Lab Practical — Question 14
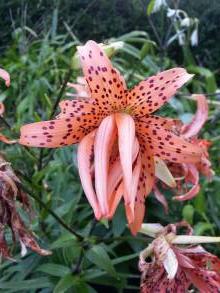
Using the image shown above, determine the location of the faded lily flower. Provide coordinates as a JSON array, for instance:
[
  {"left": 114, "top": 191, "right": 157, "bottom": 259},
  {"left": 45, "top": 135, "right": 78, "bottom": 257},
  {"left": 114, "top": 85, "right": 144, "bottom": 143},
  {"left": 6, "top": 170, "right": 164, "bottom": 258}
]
[
  {"left": 139, "top": 221, "right": 220, "bottom": 292},
  {"left": 0, "top": 155, "right": 51, "bottom": 260},
  {"left": 154, "top": 94, "right": 214, "bottom": 211},
  {"left": 19, "top": 40, "right": 203, "bottom": 234}
]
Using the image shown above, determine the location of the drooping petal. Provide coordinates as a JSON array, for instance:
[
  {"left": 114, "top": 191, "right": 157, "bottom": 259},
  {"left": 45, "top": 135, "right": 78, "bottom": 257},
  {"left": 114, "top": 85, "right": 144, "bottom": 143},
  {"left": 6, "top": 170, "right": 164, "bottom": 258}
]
[
  {"left": 77, "top": 40, "right": 127, "bottom": 110},
  {"left": 94, "top": 115, "right": 116, "bottom": 216},
  {"left": 181, "top": 94, "right": 208, "bottom": 138},
  {"left": 185, "top": 269, "right": 220, "bottom": 292},
  {"left": 0, "top": 134, "right": 16, "bottom": 144},
  {"left": 0, "top": 103, "right": 5, "bottom": 116},
  {"left": 129, "top": 138, "right": 155, "bottom": 235},
  {"left": 163, "top": 248, "right": 179, "bottom": 280},
  {"left": 19, "top": 113, "right": 100, "bottom": 148},
  {"left": 77, "top": 130, "right": 101, "bottom": 219},
  {"left": 125, "top": 154, "right": 142, "bottom": 224},
  {"left": 108, "top": 182, "right": 124, "bottom": 219},
  {"left": 153, "top": 185, "right": 168, "bottom": 213},
  {"left": 129, "top": 197, "right": 145, "bottom": 236},
  {"left": 115, "top": 113, "right": 136, "bottom": 206},
  {"left": 127, "top": 68, "right": 193, "bottom": 116},
  {"left": 154, "top": 157, "right": 176, "bottom": 188},
  {"left": 107, "top": 137, "right": 139, "bottom": 199},
  {"left": 0, "top": 68, "right": 10, "bottom": 87},
  {"left": 136, "top": 119, "right": 203, "bottom": 163},
  {"left": 173, "top": 164, "right": 200, "bottom": 201}
]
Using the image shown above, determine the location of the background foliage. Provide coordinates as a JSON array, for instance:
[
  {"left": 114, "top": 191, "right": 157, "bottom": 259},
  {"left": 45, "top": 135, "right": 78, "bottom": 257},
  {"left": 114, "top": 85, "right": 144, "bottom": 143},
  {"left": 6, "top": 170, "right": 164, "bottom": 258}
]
[{"left": 0, "top": 0, "right": 220, "bottom": 292}]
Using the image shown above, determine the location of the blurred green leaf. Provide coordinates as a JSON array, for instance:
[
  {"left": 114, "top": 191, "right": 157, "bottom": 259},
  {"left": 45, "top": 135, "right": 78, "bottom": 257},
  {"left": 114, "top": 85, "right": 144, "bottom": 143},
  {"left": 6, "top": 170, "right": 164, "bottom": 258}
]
[
  {"left": 37, "top": 263, "right": 71, "bottom": 277},
  {"left": 182, "top": 204, "right": 194, "bottom": 225},
  {"left": 86, "top": 245, "right": 118, "bottom": 278},
  {"left": 147, "top": 0, "right": 156, "bottom": 15}
]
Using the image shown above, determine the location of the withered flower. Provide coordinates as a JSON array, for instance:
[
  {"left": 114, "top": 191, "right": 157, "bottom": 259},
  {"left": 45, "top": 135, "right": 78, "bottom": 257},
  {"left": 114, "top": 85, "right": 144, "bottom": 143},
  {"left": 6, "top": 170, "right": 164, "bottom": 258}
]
[
  {"left": 139, "top": 221, "right": 220, "bottom": 292},
  {"left": 0, "top": 155, "right": 51, "bottom": 260}
]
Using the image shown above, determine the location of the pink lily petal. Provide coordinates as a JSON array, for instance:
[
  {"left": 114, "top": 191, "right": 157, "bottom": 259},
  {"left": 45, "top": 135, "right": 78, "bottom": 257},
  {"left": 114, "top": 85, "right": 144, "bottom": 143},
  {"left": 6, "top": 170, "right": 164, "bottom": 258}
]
[
  {"left": 0, "top": 103, "right": 5, "bottom": 116},
  {"left": 77, "top": 40, "right": 127, "bottom": 110},
  {"left": 174, "top": 164, "right": 200, "bottom": 201},
  {"left": 115, "top": 113, "right": 136, "bottom": 206},
  {"left": 182, "top": 94, "right": 208, "bottom": 138},
  {"left": 19, "top": 105, "right": 101, "bottom": 148},
  {"left": 108, "top": 182, "right": 124, "bottom": 219},
  {"left": 125, "top": 154, "right": 142, "bottom": 224},
  {"left": 0, "top": 68, "right": 10, "bottom": 87},
  {"left": 94, "top": 114, "right": 116, "bottom": 216},
  {"left": 77, "top": 130, "right": 101, "bottom": 219},
  {"left": 137, "top": 119, "right": 203, "bottom": 163},
  {"left": 107, "top": 138, "right": 139, "bottom": 198},
  {"left": 127, "top": 68, "right": 193, "bottom": 116},
  {"left": 153, "top": 185, "right": 168, "bottom": 214},
  {"left": 56, "top": 99, "right": 102, "bottom": 119}
]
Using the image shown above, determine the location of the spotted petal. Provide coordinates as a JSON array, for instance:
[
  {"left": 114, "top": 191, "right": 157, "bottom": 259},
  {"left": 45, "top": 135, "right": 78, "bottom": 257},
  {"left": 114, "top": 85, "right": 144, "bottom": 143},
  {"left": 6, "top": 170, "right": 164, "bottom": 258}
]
[
  {"left": 127, "top": 68, "right": 193, "bottom": 116},
  {"left": 136, "top": 118, "right": 203, "bottom": 163},
  {"left": 19, "top": 115, "right": 98, "bottom": 147},
  {"left": 78, "top": 40, "right": 127, "bottom": 110}
]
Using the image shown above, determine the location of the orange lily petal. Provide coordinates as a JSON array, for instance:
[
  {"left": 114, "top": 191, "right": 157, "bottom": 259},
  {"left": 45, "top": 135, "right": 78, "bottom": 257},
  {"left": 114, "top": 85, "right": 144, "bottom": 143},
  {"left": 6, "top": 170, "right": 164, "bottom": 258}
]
[
  {"left": 125, "top": 153, "right": 142, "bottom": 224},
  {"left": 57, "top": 99, "right": 102, "bottom": 119},
  {"left": 108, "top": 182, "right": 124, "bottom": 219},
  {"left": 77, "top": 130, "right": 101, "bottom": 219},
  {"left": 129, "top": 193, "right": 145, "bottom": 235},
  {"left": 78, "top": 40, "right": 127, "bottom": 110},
  {"left": 129, "top": 139, "right": 155, "bottom": 235},
  {"left": 0, "top": 68, "right": 10, "bottom": 87},
  {"left": 0, "top": 134, "right": 16, "bottom": 144},
  {"left": 0, "top": 103, "right": 5, "bottom": 116},
  {"left": 107, "top": 137, "right": 140, "bottom": 198},
  {"left": 173, "top": 164, "right": 200, "bottom": 201},
  {"left": 139, "top": 115, "right": 182, "bottom": 132},
  {"left": 94, "top": 114, "right": 116, "bottom": 216},
  {"left": 19, "top": 115, "right": 98, "bottom": 147},
  {"left": 136, "top": 119, "right": 203, "bottom": 163},
  {"left": 153, "top": 185, "right": 168, "bottom": 214},
  {"left": 181, "top": 94, "right": 208, "bottom": 138},
  {"left": 115, "top": 113, "right": 136, "bottom": 206},
  {"left": 127, "top": 68, "right": 193, "bottom": 116}
]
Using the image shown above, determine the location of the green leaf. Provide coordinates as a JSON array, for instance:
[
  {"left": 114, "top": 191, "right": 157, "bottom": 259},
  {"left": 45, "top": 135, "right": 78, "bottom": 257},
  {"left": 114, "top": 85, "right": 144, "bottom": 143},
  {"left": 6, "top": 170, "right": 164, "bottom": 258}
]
[
  {"left": 0, "top": 278, "right": 52, "bottom": 290},
  {"left": 147, "top": 0, "right": 156, "bottom": 15},
  {"left": 112, "top": 204, "right": 126, "bottom": 237},
  {"left": 86, "top": 245, "right": 118, "bottom": 278},
  {"left": 54, "top": 275, "right": 88, "bottom": 293},
  {"left": 50, "top": 233, "right": 77, "bottom": 249},
  {"left": 54, "top": 274, "right": 75, "bottom": 293},
  {"left": 194, "top": 222, "right": 214, "bottom": 235},
  {"left": 182, "top": 204, "right": 194, "bottom": 225},
  {"left": 194, "top": 192, "right": 206, "bottom": 214},
  {"left": 37, "top": 263, "right": 71, "bottom": 277}
]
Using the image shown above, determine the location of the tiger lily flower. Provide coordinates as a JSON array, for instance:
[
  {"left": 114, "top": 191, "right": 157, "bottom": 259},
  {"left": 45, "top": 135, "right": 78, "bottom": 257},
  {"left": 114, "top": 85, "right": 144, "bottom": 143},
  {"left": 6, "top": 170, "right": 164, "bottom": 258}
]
[
  {"left": 153, "top": 95, "right": 213, "bottom": 210},
  {"left": 139, "top": 222, "right": 220, "bottom": 292},
  {"left": 0, "top": 68, "right": 16, "bottom": 144},
  {"left": 0, "top": 68, "right": 10, "bottom": 115},
  {"left": 19, "top": 40, "right": 203, "bottom": 234}
]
